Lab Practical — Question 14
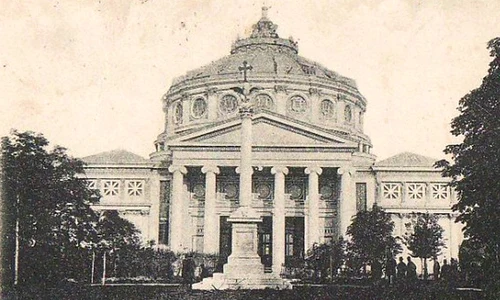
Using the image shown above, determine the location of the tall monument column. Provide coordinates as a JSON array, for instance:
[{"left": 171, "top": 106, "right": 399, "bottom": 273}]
[
  {"left": 202, "top": 165, "right": 220, "bottom": 253},
  {"left": 168, "top": 165, "right": 187, "bottom": 252},
  {"left": 194, "top": 59, "right": 291, "bottom": 289},
  {"left": 271, "top": 166, "right": 289, "bottom": 275},
  {"left": 305, "top": 166, "right": 322, "bottom": 250},
  {"left": 238, "top": 101, "right": 254, "bottom": 208},
  {"left": 338, "top": 167, "right": 356, "bottom": 237}
]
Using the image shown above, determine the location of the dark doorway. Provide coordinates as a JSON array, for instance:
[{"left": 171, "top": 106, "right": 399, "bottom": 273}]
[
  {"left": 217, "top": 216, "right": 232, "bottom": 272},
  {"left": 285, "top": 217, "right": 305, "bottom": 266},
  {"left": 258, "top": 216, "right": 273, "bottom": 271}
]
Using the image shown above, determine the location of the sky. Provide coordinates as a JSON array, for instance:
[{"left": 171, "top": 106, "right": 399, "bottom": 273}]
[{"left": 1, "top": 0, "right": 499, "bottom": 160}]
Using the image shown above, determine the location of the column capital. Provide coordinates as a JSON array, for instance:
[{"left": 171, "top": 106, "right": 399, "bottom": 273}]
[
  {"left": 235, "top": 166, "right": 253, "bottom": 175},
  {"left": 201, "top": 165, "right": 220, "bottom": 175},
  {"left": 168, "top": 165, "right": 187, "bottom": 174},
  {"left": 305, "top": 166, "right": 322, "bottom": 176},
  {"left": 271, "top": 166, "right": 289, "bottom": 176},
  {"left": 337, "top": 166, "right": 355, "bottom": 176}
]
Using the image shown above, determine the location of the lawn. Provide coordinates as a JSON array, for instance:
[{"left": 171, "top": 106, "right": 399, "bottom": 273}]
[{"left": 3, "top": 283, "right": 483, "bottom": 300}]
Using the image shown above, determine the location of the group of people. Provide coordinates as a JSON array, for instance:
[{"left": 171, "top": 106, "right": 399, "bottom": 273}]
[
  {"left": 385, "top": 256, "right": 417, "bottom": 285},
  {"left": 434, "top": 257, "right": 461, "bottom": 285},
  {"left": 384, "top": 256, "right": 461, "bottom": 286}
]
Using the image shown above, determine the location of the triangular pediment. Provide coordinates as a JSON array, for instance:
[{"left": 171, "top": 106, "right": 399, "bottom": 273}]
[{"left": 167, "top": 114, "right": 358, "bottom": 148}]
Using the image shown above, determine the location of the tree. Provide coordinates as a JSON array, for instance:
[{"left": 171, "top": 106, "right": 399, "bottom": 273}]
[
  {"left": 2, "top": 130, "right": 100, "bottom": 285},
  {"left": 93, "top": 210, "right": 141, "bottom": 281},
  {"left": 346, "top": 204, "right": 401, "bottom": 277},
  {"left": 403, "top": 213, "right": 445, "bottom": 280},
  {"left": 436, "top": 37, "right": 500, "bottom": 295},
  {"left": 305, "top": 238, "right": 346, "bottom": 282}
]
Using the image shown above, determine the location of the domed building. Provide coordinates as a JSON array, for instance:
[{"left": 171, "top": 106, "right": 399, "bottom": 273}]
[{"left": 83, "top": 9, "right": 463, "bottom": 278}]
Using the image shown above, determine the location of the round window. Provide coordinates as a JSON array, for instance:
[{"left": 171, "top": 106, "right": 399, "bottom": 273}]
[
  {"left": 289, "top": 95, "right": 307, "bottom": 113},
  {"left": 192, "top": 97, "right": 207, "bottom": 118},
  {"left": 256, "top": 183, "right": 272, "bottom": 199},
  {"left": 289, "top": 184, "right": 303, "bottom": 199},
  {"left": 321, "top": 99, "right": 335, "bottom": 119},
  {"left": 344, "top": 105, "right": 352, "bottom": 123},
  {"left": 320, "top": 185, "right": 334, "bottom": 199},
  {"left": 193, "top": 184, "right": 205, "bottom": 198},
  {"left": 219, "top": 94, "right": 238, "bottom": 114},
  {"left": 173, "top": 102, "right": 183, "bottom": 124},
  {"left": 224, "top": 183, "right": 238, "bottom": 199},
  {"left": 254, "top": 94, "right": 274, "bottom": 109}
]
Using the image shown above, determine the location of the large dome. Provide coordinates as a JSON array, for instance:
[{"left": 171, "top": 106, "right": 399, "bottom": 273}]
[
  {"left": 169, "top": 11, "right": 359, "bottom": 94},
  {"left": 156, "top": 8, "right": 371, "bottom": 155}
]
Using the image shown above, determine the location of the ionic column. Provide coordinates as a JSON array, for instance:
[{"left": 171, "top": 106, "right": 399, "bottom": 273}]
[
  {"left": 305, "top": 166, "right": 322, "bottom": 251},
  {"left": 168, "top": 165, "right": 187, "bottom": 252},
  {"left": 271, "top": 166, "right": 289, "bottom": 275},
  {"left": 338, "top": 167, "right": 355, "bottom": 237},
  {"left": 202, "top": 165, "right": 220, "bottom": 254}
]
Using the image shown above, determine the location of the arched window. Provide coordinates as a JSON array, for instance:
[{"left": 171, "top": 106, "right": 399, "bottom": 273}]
[
  {"left": 320, "top": 99, "right": 335, "bottom": 119},
  {"left": 254, "top": 94, "right": 274, "bottom": 110},
  {"left": 191, "top": 97, "right": 207, "bottom": 118},
  {"left": 173, "top": 102, "right": 183, "bottom": 124},
  {"left": 344, "top": 104, "right": 352, "bottom": 123},
  {"left": 219, "top": 94, "right": 238, "bottom": 114},
  {"left": 289, "top": 95, "right": 307, "bottom": 113}
]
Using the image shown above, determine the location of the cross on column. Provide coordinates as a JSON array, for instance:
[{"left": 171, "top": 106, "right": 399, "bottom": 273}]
[{"left": 239, "top": 61, "right": 253, "bottom": 82}]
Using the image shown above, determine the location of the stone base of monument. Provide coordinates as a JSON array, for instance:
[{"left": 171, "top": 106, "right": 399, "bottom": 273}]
[
  {"left": 193, "top": 207, "right": 292, "bottom": 290},
  {"left": 192, "top": 271, "right": 292, "bottom": 290}
]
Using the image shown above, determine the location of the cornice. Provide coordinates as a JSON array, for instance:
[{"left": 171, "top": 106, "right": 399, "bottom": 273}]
[{"left": 165, "top": 75, "right": 366, "bottom": 106}]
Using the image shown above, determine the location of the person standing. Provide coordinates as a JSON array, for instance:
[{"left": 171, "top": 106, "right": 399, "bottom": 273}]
[
  {"left": 385, "top": 256, "right": 397, "bottom": 285},
  {"left": 182, "top": 254, "right": 196, "bottom": 290},
  {"left": 406, "top": 256, "right": 417, "bottom": 283},
  {"left": 396, "top": 257, "right": 407, "bottom": 283},
  {"left": 433, "top": 257, "right": 440, "bottom": 281},
  {"left": 441, "top": 259, "right": 451, "bottom": 283}
]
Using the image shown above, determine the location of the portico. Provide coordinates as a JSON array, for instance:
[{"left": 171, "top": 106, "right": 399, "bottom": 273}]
[{"left": 166, "top": 158, "right": 362, "bottom": 268}]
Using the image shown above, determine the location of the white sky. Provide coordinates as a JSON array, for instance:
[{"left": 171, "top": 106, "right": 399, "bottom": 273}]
[{"left": 1, "top": 0, "right": 499, "bottom": 160}]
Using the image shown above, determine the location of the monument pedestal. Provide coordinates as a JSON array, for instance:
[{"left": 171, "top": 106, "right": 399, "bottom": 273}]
[{"left": 193, "top": 207, "right": 291, "bottom": 290}]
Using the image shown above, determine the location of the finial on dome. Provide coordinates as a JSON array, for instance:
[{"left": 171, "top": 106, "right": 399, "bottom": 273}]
[
  {"left": 251, "top": 6, "right": 278, "bottom": 38},
  {"left": 261, "top": 6, "right": 269, "bottom": 19}
]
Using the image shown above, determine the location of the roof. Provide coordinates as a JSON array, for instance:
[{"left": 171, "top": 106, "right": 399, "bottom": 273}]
[
  {"left": 82, "top": 149, "right": 150, "bottom": 165},
  {"left": 169, "top": 9, "right": 357, "bottom": 89},
  {"left": 375, "top": 152, "right": 438, "bottom": 168}
]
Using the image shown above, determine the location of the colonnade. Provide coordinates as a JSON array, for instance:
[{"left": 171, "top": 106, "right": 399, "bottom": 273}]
[{"left": 167, "top": 164, "right": 357, "bottom": 274}]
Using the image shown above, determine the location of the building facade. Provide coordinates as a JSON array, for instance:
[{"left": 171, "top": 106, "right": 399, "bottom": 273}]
[{"left": 83, "top": 11, "right": 463, "bottom": 274}]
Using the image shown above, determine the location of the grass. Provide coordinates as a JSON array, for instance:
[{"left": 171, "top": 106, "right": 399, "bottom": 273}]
[{"left": 2, "top": 282, "right": 484, "bottom": 300}]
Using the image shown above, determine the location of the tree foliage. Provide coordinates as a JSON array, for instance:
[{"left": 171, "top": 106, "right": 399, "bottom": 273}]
[
  {"left": 403, "top": 213, "right": 445, "bottom": 260},
  {"left": 1, "top": 130, "right": 141, "bottom": 286},
  {"left": 304, "top": 238, "right": 346, "bottom": 282},
  {"left": 96, "top": 210, "right": 141, "bottom": 250},
  {"left": 436, "top": 37, "right": 500, "bottom": 293},
  {"left": 346, "top": 204, "right": 401, "bottom": 273},
  {"left": 403, "top": 213, "right": 445, "bottom": 279}
]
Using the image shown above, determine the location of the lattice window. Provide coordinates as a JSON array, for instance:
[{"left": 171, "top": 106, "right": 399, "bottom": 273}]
[
  {"left": 87, "top": 179, "right": 98, "bottom": 190},
  {"left": 382, "top": 183, "right": 401, "bottom": 200},
  {"left": 103, "top": 180, "right": 120, "bottom": 196},
  {"left": 432, "top": 183, "right": 449, "bottom": 200},
  {"left": 127, "top": 180, "right": 144, "bottom": 196},
  {"left": 407, "top": 183, "right": 426, "bottom": 200}
]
